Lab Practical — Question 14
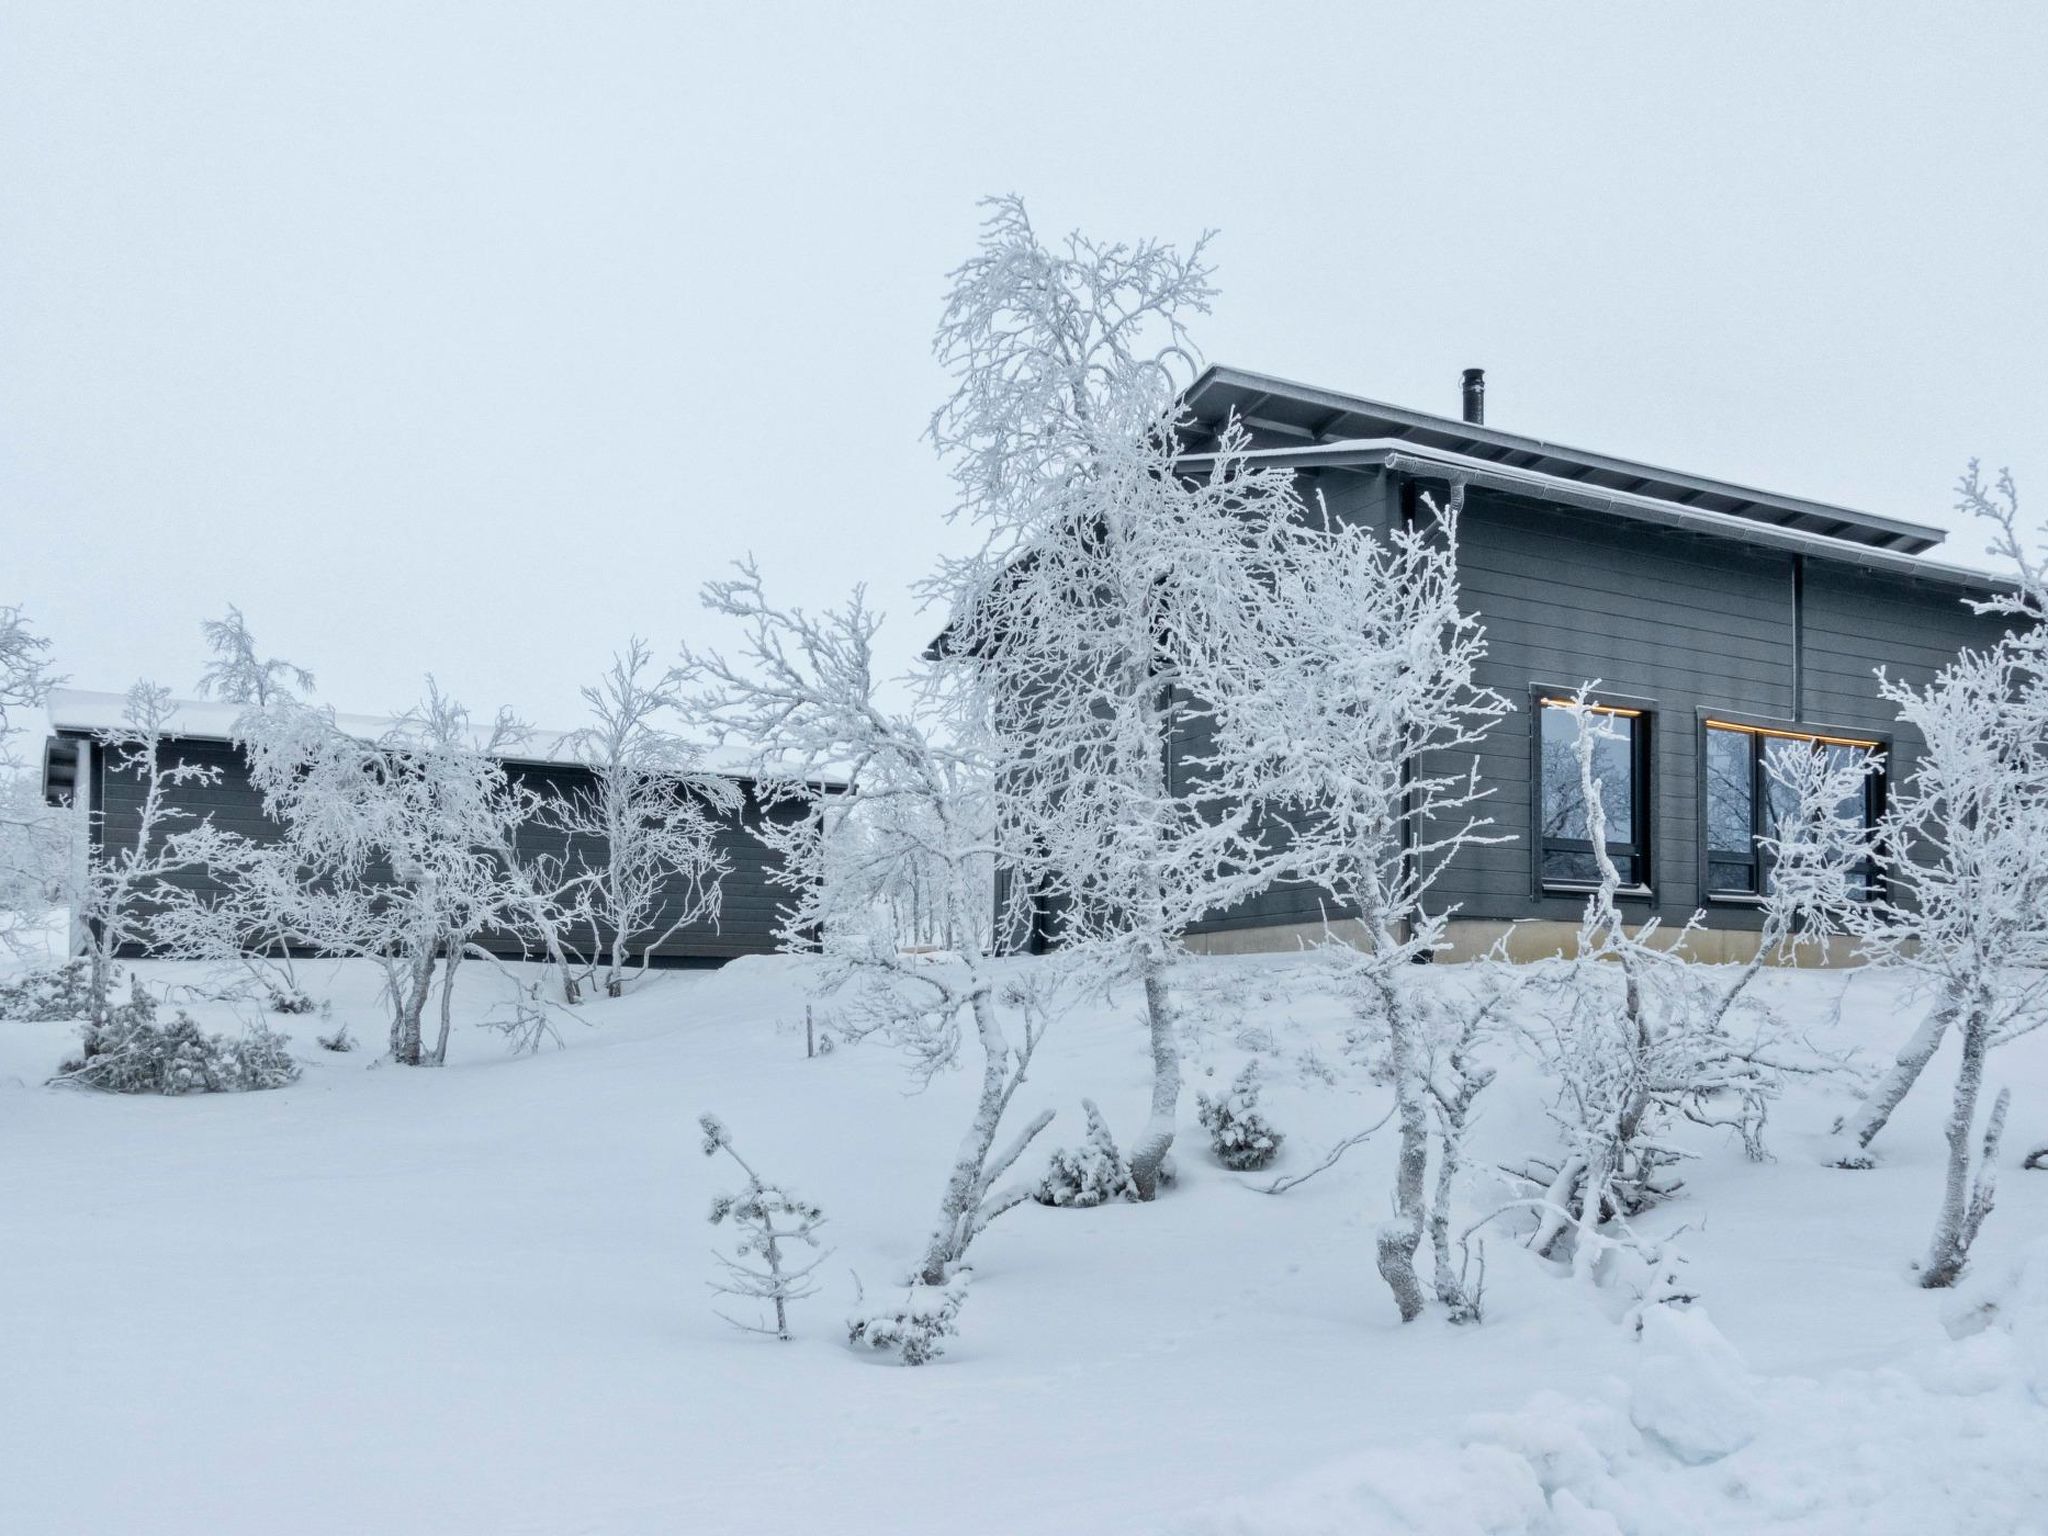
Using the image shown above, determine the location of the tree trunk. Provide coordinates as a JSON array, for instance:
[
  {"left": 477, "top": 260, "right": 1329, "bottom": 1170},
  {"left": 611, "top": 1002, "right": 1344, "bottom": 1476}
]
[
  {"left": 919, "top": 990, "right": 1012, "bottom": 1285},
  {"left": 1126, "top": 965, "right": 1181, "bottom": 1201},
  {"left": 1921, "top": 1003, "right": 1991, "bottom": 1288},
  {"left": 1832, "top": 999, "right": 1954, "bottom": 1162},
  {"left": 1429, "top": 1062, "right": 1490, "bottom": 1323},
  {"left": 428, "top": 946, "right": 464, "bottom": 1066},
  {"left": 1375, "top": 979, "right": 1428, "bottom": 1323},
  {"left": 389, "top": 945, "right": 436, "bottom": 1066}
]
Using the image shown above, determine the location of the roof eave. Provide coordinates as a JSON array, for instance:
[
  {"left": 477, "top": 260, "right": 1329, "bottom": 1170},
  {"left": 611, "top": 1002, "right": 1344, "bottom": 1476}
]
[
  {"left": 1177, "top": 438, "right": 2007, "bottom": 597},
  {"left": 1183, "top": 363, "right": 1947, "bottom": 556}
]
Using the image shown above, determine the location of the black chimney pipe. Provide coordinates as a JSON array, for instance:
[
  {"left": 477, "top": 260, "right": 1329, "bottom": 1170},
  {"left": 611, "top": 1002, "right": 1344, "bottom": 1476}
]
[{"left": 1461, "top": 367, "right": 1485, "bottom": 425}]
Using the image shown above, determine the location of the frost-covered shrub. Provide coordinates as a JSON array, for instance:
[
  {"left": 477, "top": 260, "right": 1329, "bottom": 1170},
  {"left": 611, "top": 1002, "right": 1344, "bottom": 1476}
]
[
  {"left": 848, "top": 1276, "right": 968, "bottom": 1366},
  {"left": 0, "top": 958, "right": 97, "bottom": 1021},
  {"left": 56, "top": 977, "right": 299, "bottom": 1095},
  {"left": 267, "top": 985, "right": 318, "bottom": 1015},
  {"left": 1197, "top": 1062, "right": 1285, "bottom": 1171},
  {"left": 315, "top": 1019, "right": 356, "bottom": 1053},
  {"left": 1033, "top": 1098, "right": 1139, "bottom": 1207}
]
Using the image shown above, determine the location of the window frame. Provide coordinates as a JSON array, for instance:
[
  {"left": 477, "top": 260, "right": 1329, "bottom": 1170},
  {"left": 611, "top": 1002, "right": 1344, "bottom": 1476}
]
[
  {"left": 1693, "top": 708, "right": 1889, "bottom": 906},
  {"left": 1529, "top": 684, "right": 1658, "bottom": 901}
]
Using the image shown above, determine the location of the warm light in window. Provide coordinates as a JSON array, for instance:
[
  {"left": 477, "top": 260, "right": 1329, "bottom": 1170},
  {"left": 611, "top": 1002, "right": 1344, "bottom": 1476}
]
[
  {"left": 1701, "top": 719, "right": 1879, "bottom": 751},
  {"left": 1538, "top": 697, "right": 1643, "bottom": 718}
]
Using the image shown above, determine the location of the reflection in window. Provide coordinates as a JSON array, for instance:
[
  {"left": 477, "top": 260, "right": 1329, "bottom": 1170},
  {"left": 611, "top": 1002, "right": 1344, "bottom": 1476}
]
[
  {"left": 1538, "top": 700, "right": 1649, "bottom": 887},
  {"left": 1703, "top": 722, "right": 1881, "bottom": 897}
]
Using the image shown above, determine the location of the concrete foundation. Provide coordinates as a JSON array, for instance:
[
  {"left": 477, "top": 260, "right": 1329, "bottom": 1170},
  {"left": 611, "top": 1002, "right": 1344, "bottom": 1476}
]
[{"left": 1184, "top": 916, "right": 1869, "bottom": 968}]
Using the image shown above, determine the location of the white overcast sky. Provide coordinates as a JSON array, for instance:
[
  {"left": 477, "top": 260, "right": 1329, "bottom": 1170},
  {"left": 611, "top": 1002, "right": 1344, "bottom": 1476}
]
[{"left": 4, "top": 2, "right": 2044, "bottom": 732}]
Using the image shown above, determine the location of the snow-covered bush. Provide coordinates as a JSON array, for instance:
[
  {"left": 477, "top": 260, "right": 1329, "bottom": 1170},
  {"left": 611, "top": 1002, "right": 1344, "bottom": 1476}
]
[
  {"left": 315, "top": 1019, "right": 355, "bottom": 1053},
  {"left": 1196, "top": 1062, "right": 1284, "bottom": 1171},
  {"left": 847, "top": 1275, "right": 969, "bottom": 1367},
  {"left": 479, "top": 973, "right": 576, "bottom": 1056},
  {"left": 266, "top": 984, "right": 317, "bottom": 1015},
  {"left": 0, "top": 958, "right": 97, "bottom": 1021},
  {"left": 1034, "top": 1098, "right": 1140, "bottom": 1207},
  {"left": 701, "top": 1113, "right": 828, "bottom": 1340},
  {"left": 54, "top": 976, "right": 299, "bottom": 1095}
]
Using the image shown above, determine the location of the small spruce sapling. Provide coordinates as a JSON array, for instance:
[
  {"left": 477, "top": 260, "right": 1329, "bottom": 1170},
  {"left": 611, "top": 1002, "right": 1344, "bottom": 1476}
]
[
  {"left": 848, "top": 1275, "right": 969, "bottom": 1367},
  {"left": 701, "top": 1113, "right": 828, "bottom": 1340},
  {"left": 1034, "top": 1098, "right": 1140, "bottom": 1207},
  {"left": 1196, "top": 1062, "right": 1284, "bottom": 1171},
  {"left": 53, "top": 974, "right": 299, "bottom": 1095},
  {"left": 0, "top": 958, "right": 96, "bottom": 1021}
]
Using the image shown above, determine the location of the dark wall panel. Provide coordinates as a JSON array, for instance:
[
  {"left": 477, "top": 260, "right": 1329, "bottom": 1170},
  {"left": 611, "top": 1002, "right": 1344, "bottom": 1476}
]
[
  {"left": 85, "top": 737, "right": 794, "bottom": 963},
  {"left": 1176, "top": 469, "right": 2015, "bottom": 939}
]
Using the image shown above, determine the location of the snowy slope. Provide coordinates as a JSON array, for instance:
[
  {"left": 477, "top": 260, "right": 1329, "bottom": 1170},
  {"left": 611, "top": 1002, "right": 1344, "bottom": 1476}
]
[{"left": 1, "top": 952, "right": 2043, "bottom": 1536}]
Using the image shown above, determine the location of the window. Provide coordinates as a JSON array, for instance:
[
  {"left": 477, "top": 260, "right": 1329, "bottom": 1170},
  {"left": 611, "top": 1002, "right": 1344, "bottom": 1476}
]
[
  {"left": 1537, "top": 696, "right": 1651, "bottom": 889},
  {"left": 1702, "top": 719, "right": 1882, "bottom": 898}
]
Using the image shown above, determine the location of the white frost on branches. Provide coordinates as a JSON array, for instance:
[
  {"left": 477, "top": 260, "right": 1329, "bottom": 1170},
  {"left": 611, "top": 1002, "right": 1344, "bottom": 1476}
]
[
  {"left": 688, "top": 565, "right": 1058, "bottom": 1285},
  {"left": 929, "top": 196, "right": 1306, "bottom": 1200},
  {"left": 73, "top": 683, "right": 228, "bottom": 1029},
  {"left": 1518, "top": 689, "right": 1871, "bottom": 1282},
  {"left": 1185, "top": 485, "right": 1509, "bottom": 1320},
  {"left": 0, "top": 606, "right": 62, "bottom": 947},
  {"left": 553, "top": 638, "right": 736, "bottom": 999},
  {"left": 701, "top": 1113, "right": 828, "bottom": 1341},
  {"left": 1848, "top": 464, "right": 2048, "bottom": 1284}
]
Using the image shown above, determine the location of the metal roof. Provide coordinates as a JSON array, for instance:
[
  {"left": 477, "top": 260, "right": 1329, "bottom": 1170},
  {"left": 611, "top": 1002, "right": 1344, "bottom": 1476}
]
[
  {"left": 1182, "top": 364, "right": 1949, "bottom": 557},
  {"left": 1175, "top": 438, "right": 2008, "bottom": 597},
  {"left": 41, "top": 688, "right": 847, "bottom": 793}
]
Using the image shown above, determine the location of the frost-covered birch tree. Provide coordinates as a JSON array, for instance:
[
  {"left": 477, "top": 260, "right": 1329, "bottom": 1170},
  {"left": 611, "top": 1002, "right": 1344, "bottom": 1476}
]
[
  {"left": 0, "top": 607, "right": 62, "bottom": 946},
  {"left": 1842, "top": 475, "right": 2048, "bottom": 1282},
  {"left": 555, "top": 638, "right": 736, "bottom": 998},
  {"left": 1833, "top": 465, "right": 2048, "bottom": 1169},
  {"left": 220, "top": 653, "right": 547, "bottom": 1065},
  {"left": 1183, "top": 488, "right": 1509, "bottom": 1320},
  {"left": 927, "top": 195, "right": 1302, "bottom": 1198},
  {"left": 72, "top": 683, "right": 231, "bottom": 1029},
  {"left": 688, "top": 563, "right": 1058, "bottom": 1284}
]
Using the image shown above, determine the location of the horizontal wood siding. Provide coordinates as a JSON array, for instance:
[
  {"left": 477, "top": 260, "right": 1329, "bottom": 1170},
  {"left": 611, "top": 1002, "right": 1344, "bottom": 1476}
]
[
  {"left": 1180, "top": 469, "right": 2016, "bottom": 941},
  {"left": 1798, "top": 564, "right": 2010, "bottom": 794},
  {"left": 1439, "top": 487, "right": 1796, "bottom": 932},
  {"left": 87, "top": 737, "right": 794, "bottom": 963}
]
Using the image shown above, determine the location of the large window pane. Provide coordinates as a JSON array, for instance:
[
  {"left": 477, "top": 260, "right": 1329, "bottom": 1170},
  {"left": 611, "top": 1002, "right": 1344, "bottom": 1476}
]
[
  {"left": 1703, "top": 722, "right": 1880, "bottom": 901},
  {"left": 1761, "top": 735, "right": 1810, "bottom": 842},
  {"left": 1705, "top": 726, "right": 1753, "bottom": 856},
  {"left": 1539, "top": 706, "right": 1635, "bottom": 844}
]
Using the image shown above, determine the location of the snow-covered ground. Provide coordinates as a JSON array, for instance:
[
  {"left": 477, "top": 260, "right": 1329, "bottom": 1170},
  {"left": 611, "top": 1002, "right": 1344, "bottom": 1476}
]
[{"left": 2, "top": 947, "right": 2043, "bottom": 1536}]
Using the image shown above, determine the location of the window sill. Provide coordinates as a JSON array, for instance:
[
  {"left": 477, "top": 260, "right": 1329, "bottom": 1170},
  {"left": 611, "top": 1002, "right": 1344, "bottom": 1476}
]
[
  {"left": 1705, "top": 891, "right": 1766, "bottom": 907},
  {"left": 1541, "top": 881, "right": 1656, "bottom": 902}
]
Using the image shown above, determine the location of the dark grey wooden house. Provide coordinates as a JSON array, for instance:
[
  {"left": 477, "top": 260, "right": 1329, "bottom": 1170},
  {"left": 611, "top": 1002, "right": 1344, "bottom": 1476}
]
[
  {"left": 1168, "top": 365, "right": 2011, "bottom": 962},
  {"left": 40, "top": 690, "right": 806, "bottom": 965}
]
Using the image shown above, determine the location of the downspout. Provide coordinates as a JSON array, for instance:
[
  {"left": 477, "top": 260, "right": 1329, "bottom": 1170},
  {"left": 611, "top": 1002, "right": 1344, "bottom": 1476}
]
[
  {"left": 1397, "top": 477, "right": 1420, "bottom": 956},
  {"left": 1792, "top": 554, "right": 1805, "bottom": 721},
  {"left": 69, "top": 738, "right": 94, "bottom": 959}
]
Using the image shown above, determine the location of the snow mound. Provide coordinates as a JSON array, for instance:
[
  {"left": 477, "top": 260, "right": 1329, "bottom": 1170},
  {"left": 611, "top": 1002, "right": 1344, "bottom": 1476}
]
[
  {"left": 1170, "top": 1312, "right": 2048, "bottom": 1536},
  {"left": 1627, "top": 1305, "right": 1758, "bottom": 1464},
  {"left": 1942, "top": 1232, "right": 2048, "bottom": 1403}
]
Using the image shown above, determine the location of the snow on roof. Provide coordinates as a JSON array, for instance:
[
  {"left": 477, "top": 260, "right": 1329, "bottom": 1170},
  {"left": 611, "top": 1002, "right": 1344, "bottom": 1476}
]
[{"left": 43, "top": 688, "right": 833, "bottom": 784}]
